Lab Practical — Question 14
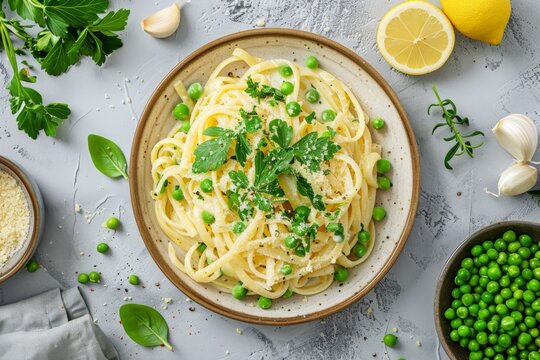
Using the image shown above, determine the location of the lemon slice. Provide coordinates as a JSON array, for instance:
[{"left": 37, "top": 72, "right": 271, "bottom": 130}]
[{"left": 377, "top": 1, "right": 455, "bottom": 75}]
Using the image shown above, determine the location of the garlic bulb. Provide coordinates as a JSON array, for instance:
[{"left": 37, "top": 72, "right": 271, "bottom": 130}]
[
  {"left": 487, "top": 162, "right": 538, "bottom": 197},
  {"left": 492, "top": 114, "right": 538, "bottom": 163},
  {"left": 141, "top": 4, "right": 181, "bottom": 38}
]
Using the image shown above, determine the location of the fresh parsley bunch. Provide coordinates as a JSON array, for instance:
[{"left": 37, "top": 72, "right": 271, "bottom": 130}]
[{"left": 0, "top": 0, "right": 130, "bottom": 139}]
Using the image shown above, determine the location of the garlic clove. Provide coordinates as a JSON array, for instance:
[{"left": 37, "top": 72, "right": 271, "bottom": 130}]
[
  {"left": 141, "top": 4, "right": 181, "bottom": 38},
  {"left": 492, "top": 162, "right": 538, "bottom": 197},
  {"left": 492, "top": 114, "right": 538, "bottom": 163}
]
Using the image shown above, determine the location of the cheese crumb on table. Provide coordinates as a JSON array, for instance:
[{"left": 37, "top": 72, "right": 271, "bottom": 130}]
[{"left": 0, "top": 170, "right": 30, "bottom": 265}]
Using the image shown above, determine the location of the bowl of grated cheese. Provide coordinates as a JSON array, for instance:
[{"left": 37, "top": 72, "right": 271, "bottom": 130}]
[{"left": 0, "top": 156, "right": 44, "bottom": 284}]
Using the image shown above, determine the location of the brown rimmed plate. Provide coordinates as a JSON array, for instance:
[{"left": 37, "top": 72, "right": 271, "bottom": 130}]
[{"left": 130, "top": 28, "right": 420, "bottom": 325}]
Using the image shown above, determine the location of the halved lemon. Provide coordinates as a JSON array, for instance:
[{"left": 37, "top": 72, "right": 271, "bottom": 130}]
[{"left": 377, "top": 1, "right": 455, "bottom": 75}]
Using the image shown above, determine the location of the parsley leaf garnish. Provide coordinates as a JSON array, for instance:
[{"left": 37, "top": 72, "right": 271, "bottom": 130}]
[
  {"left": 245, "top": 76, "right": 285, "bottom": 103},
  {"left": 192, "top": 130, "right": 234, "bottom": 173},
  {"left": 305, "top": 111, "right": 316, "bottom": 124},
  {"left": 291, "top": 132, "right": 341, "bottom": 172},
  {"left": 295, "top": 173, "right": 325, "bottom": 211},
  {"left": 268, "top": 119, "right": 292, "bottom": 148},
  {"left": 193, "top": 108, "right": 267, "bottom": 172}
]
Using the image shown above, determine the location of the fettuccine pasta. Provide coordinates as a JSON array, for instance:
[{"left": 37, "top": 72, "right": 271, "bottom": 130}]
[{"left": 151, "top": 49, "right": 383, "bottom": 306}]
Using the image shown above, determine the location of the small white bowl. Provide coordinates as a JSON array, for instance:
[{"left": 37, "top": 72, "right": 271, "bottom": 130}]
[{"left": 0, "top": 156, "right": 44, "bottom": 283}]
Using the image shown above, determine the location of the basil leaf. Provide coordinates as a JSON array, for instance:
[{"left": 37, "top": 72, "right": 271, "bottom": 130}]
[
  {"left": 119, "top": 304, "right": 173, "bottom": 350},
  {"left": 87, "top": 134, "right": 128, "bottom": 179}
]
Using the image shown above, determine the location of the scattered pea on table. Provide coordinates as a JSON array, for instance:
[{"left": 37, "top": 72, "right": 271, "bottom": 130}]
[
  {"left": 128, "top": 275, "right": 140, "bottom": 285},
  {"left": 105, "top": 216, "right": 120, "bottom": 230},
  {"left": 96, "top": 243, "right": 109, "bottom": 253},
  {"left": 26, "top": 259, "right": 39, "bottom": 272},
  {"left": 383, "top": 333, "right": 398, "bottom": 347}
]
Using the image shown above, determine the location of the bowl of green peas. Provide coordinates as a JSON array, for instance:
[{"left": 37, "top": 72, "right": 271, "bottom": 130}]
[{"left": 435, "top": 221, "right": 540, "bottom": 360}]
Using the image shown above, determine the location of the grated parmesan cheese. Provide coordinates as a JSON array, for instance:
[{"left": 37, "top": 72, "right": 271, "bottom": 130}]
[{"left": 0, "top": 170, "right": 30, "bottom": 265}]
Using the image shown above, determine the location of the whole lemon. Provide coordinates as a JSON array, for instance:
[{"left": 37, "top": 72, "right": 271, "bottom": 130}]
[{"left": 441, "top": 0, "right": 511, "bottom": 45}]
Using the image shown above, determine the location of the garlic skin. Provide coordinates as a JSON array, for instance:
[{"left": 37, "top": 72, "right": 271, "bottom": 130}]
[
  {"left": 141, "top": 4, "right": 181, "bottom": 38},
  {"left": 492, "top": 114, "right": 538, "bottom": 163},
  {"left": 490, "top": 162, "right": 538, "bottom": 197}
]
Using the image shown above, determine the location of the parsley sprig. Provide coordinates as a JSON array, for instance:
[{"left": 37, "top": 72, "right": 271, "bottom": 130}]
[
  {"left": 0, "top": 1, "right": 129, "bottom": 139},
  {"left": 245, "top": 76, "right": 285, "bottom": 103},
  {"left": 428, "top": 86, "right": 484, "bottom": 170},
  {"left": 192, "top": 108, "right": 261, "bottom": 173}
]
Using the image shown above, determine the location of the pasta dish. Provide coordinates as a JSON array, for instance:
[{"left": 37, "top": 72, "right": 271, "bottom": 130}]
[{"left": 150, "top": 48, "right": 389, "bottom": 308}]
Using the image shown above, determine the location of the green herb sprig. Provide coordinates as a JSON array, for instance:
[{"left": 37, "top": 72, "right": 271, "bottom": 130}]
[
  {"left": 119, "top": 303, "right": 172, "bottom": 350},
  {"left": 428, "top": 86, "right": 484, "bottom": 170},
  {"left": 245, "top": 75, "right": 285, "bottom": 103},
  {"left": 0, "top": 1, "right": 129, "bottom": 139},
  {"left": 192, "top": 108, "right": 261, "bottom": 173}
]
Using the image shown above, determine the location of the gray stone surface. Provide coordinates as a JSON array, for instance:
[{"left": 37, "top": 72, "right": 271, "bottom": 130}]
[{"left": 1, "top": 0, "right": 540, "bottom": 359}]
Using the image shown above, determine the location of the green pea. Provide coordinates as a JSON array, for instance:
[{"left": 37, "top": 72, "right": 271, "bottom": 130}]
[
  {"left": 105, "top": 216, "right": 120, "bottom": 230},
  {"left": 383, "top": 333, "right": 398, "bottom": 347},
  {"left": 445, "top": 308, "right": 456, "bottom": 320},
  {"left": 326, "top": 222, "right": 340, "bottom": 233},
  {"left": 172, "top": 185, "right": 184, "bottom": 201},
  {"left": 503, "top": 230, "right": 517, "bottom": 242},
  {"left": 172, "top": 103, "right": 189, "bottom": 120},
  {"left": 372, "top": 117, "right": 385, "bottom": 130},
  {"left": 372, "top": 206, "right": 386, "bottom": 221},
  {"left": 26, "top": 259, "right": 39, "bottom": 272},
  {"left": 295, "top": 246, "right": 306, "bottom": 257},
  {"left": 294, "top": 206, "right": 310, "bottom": 221},
  {"left": 305, "top": 55, "right": 319, "bottom": 69},
  {"left": 232, "top": 283, "right": 247, "bottom": 299},
  {"left": 519, "top": 234, "right": 533, "bottom": 247},
  {"left": 321, "top": 109, "right": 336, "bottom": 122},
  {"left": 280, "top": 264, "right": 293, "bottom": 275},
  {"left": 89, "top": 271, "right": 101, "bottom": 283},
  {"left": 377, "top": 159, "right": 392, "bottom": 174},
  {"left": 518, "top": 332, "right": 532, "bottom": 346},
  {"left": 305, "top": 89, "right": 320, "bottom": 103},
  {"left": 469, "top": 352, "right": 483, "bottom": 360},
  {"left": 257, "top": 296, "right": 272, "bottom": 309},
  {"left": 377, "top": 176, "right": 391, "bottom": 190},
  {"left": 128, "top": 275, "right": 140, "bottom": 285},
  {"left": 179, "top": 120, "right": 191, "bottom": 133},
  {"left": 282, "top": 288, "right": 293, "bottom": 299},
  {"left": 201, "top": 210, "right": 215, "bottom": 224},
  {"left": 501, "top": 316, "right": 516, "bottom": 331},
  {"left": 284, "top": 101, "right": 301, "bottom": 117},
  {"left": 358, "top": 229, "right": 370, "bottom": 245},
  {"left": 487, "top": 266, "right": 502, "bottom": 280},
  {"left": 450, "top": 329, "right": 460, "bottom": 341},
  {"left": 78, "top": 273, "right": 89, "bottom": 284},
  {"left": 281, "top": 81, "right": 294, "bottom": 95},
  {"left": 200, "top": 178, "right": 213, "bottom": 193},
  {"left": 233, "top": 221, "right": 246, "bottom": 234},
  {"left": 284, "top": 235, "right": 298, "bottom": 249},
  {"left": 196, "top": 243, "right": 207, "bottom": 253},
  {"left": 457, "top": 268, "right": 471, "bottom": 281},
  {"left": 471, "top": 245, "right": 484, "bottom": 257},
  {"left": 334, "top": 266, "right": 349, "bottom": 282},
  {"left": 292, "top": 222, "right": 308, "bottom": 236},
  {"left": 279, "top": 65, "right": 293, "bottom": 77},
  {"left": 96, "top": 243, "right": 109, "bottom": 253},
  {"left": 187, "top": 82, "right": 203, "bottom": 101},
  {"left": 353, "top": 244, "right": 367, "bottom": 258}
]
